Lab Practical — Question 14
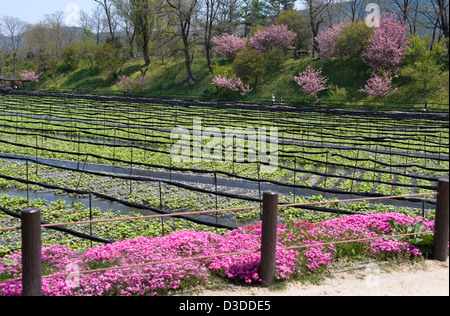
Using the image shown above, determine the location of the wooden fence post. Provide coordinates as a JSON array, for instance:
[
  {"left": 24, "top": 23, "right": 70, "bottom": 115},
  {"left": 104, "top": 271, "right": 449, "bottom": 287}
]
[
  {"left": 21, "top": 208, "right": 42, "bottom": 296},
  {"left": 433, "top": 179, "right": 449, "bottom": 262},
  {"left": 260, "top": 191, "right": 279, "bottom": 285}
]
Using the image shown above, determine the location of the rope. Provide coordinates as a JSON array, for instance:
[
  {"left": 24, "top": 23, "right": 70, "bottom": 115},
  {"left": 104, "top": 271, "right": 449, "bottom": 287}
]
[
  {"left": 32, "top": 230, "right": 435, "bottom": 281},
  {"left": 1, "top": 192, "right": 437, "bottom": 233}
]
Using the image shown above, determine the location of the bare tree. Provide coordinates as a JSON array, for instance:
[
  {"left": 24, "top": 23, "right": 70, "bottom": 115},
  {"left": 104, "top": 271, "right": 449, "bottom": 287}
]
[
  {"left": 111, "top": 0, "right": 136, "bottom": 58},
  {"left": 0, "top": 16, "right": 28, "bottom": 77},
  {"left": 342, "top": 0, "right": 368, "bottom": 23},
  {"left": 203, "top": 0, "right": 222, "bottom": 72},
  {"left": 421, "top": 0, "right": 449, "bottom": 45},
  {"left": 79, "top": 10, "right": 95, "bottom": 34},
  {"left": 302, "top": 0, "right": 333, "bottom": 56},
  {"left": 45, "top": 12, "right": 68, "bottom": 59},
  {"left": 392, "top": 0, "right": 417, "bottom": 23},
  {"left": 91, "top": 5, "right": 107, "bottom": 44},
  {"left": 433, "top": 0, "right": 449, "bottom": 39},
  {"left": 94, "top": 0, "right": 117, "bottom": 43},
  {"left": 216, "top": 0, "right": 242, "bottom": 34},
  {"left": 166, "top": 0, "right": 199, "bottom": 84}
]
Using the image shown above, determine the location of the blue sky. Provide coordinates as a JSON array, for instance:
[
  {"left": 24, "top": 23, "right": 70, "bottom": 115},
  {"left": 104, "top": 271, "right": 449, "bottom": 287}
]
[
  {"left": 1, "top": 0, "right": 305, "bottom": 26},
  {"left": 0, "top": 0, "right": 98, "bottom": 25}
]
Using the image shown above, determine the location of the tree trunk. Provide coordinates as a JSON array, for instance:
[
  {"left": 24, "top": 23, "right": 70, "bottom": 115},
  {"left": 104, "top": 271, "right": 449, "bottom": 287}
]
[
  {"left": 183, "top": 37, "right": 195, "bottom": 84},
  {"left": 142, "top": 30, "right": 151, "bottom": 66},
  {"left": 166, "top": 0, "right": 198, "bottom": 84},
  {"left": 206, "top": 43, "right": 213, "bottom": 72},
  {"left": 204, "top": 0, "right": 219, "bottom": 73},
  {"left": 438, "top": 0, "right": 449, "bottom": 39}
]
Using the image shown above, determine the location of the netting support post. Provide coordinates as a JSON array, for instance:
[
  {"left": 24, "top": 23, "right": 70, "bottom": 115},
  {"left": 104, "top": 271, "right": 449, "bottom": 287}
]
[
  {"left": 433, "top": 179, "right": 449, "bottom": 262},
  {"left": 260, "top": 191, "right": 279, "bottom": 286},
  {"left": 21, "top": 208, "right": 42, "bottom": 296}
]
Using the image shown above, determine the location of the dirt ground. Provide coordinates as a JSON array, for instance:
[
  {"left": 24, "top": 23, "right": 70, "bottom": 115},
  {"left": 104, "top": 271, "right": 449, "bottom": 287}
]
[{"left": 196, "top": 258, "right": 449, "bottom": 297}]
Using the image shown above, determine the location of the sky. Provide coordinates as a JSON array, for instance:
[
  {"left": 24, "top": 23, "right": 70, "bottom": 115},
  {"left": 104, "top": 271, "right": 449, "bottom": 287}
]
[
  {"left": 0, "top": 0, "right": 99, "bottom": 25},
  {"left": 1, "top": 0, "right": 305, "bottom": 27}
]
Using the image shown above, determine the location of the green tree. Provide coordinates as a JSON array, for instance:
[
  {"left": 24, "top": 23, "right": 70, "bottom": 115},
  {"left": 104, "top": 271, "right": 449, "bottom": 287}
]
[
  {"left": 77, "top": 36, "right": 98, "bottom": 70},
  {"left": 402, "top": 35, "right": 448, "bottom": 91},
  {"left": 94, "top": 42, "right": 122, "bottom": 76},
  {"left": 130, "top": 0, "right": 160, "bottom": 67},
  {"left": 240, "top": 0, "right": 267, "bottom": 36},
  {"left": 265, "top": 0, "right": 296, "bottom": 18},
  {"left": 61, "top": 45, "right": 81, "bottom": 71},
  {"left": 335, "top": 22, "right": 372, "bottom": 59},
  {"left": 275, "top": 9, "right": 312, "bottom": 51},
  {"left": 233, "top": 45, "right": 267, "bottom": 85}
]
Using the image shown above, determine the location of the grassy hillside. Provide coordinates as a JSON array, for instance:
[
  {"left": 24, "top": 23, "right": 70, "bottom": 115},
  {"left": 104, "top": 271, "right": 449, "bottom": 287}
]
[{"left": 31, "top": 54, "right": 449, "bottom": 112}]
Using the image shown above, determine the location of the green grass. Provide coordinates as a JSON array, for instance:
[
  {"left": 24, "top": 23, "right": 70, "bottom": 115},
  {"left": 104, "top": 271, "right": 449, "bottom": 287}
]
[{"left": 31, "top": 55, "right": 449, "bottom": 112}]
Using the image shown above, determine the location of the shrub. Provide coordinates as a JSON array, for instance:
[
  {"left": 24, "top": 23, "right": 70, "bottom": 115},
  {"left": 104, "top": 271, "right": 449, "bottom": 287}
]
[{"left": 233, "top": 46, "right": 268, "bottom": 86}]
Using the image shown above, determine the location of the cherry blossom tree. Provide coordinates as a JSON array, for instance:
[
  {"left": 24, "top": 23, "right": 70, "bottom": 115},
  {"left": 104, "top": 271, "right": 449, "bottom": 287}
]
[
  {"left": 315, "top": 22, "right": 348, "bottom": 60},
  {"left": 359, "top": 70, "right": 397, "bottom": 97},
  {"left": 212, "top": 34, "right": 246, "bottom": 59},
  {"left": 359, "top": 13, "right": 409, "bottom": 98},
  {"left": 20, "top": 70, "right": 41, "bottom": 83},
  {"left": 212, "top": 74, "right": 252, "bottom": 96},
  {"left": 117, "top": 75, "right": 148, "bottom": 92},
  {"left": 293, "top": 66, "right": 328, "bottom": 98},
  {"left": 361, "top": 12, "right": 409, "bottom": 75},
  {"left": 117, "top": 75, "right": 134, "bottom": 92},
  {"left": 249, "top": 24, "right": 297, "bottom": 53},
  {"left": 136, "top": 76, "right": 148, "bottom": 89}
]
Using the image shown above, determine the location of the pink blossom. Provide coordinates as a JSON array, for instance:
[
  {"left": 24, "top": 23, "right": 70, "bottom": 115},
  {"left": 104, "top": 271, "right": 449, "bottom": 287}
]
[
  {"left": 117, "top": 75, "right": 148, "bottom": 91},
  {"left": 117, "top": 75, "right": 134, "bottom": 92},
  {"left": 249, "top": 24, "right": 297, "bottom": 53},
  {"left": 136, "top": 77, "right": 148, "bottom": 89},
  {"left": 20, "top": 70, "right": 41, "bottom": 83},
  {"left": 315, "top": 22, "right": 348, "bottom": 59},
  {"left": 0, "top": 213, "right": 436, "bottom": 296},
  {"left": 293, "top": 66, "right": 328, "bottom": 98},
  {"left": 359, "top": 70, "right": 397, "bottom": 97},
  {"left": 212, "top": 34, "right": 246, "bottom": 58},
  {"left": 212, "top": 75, "right": 252, "bottom": 96},
  {"left": 361, "top": 12, "right": 409, "bottom": 74}
]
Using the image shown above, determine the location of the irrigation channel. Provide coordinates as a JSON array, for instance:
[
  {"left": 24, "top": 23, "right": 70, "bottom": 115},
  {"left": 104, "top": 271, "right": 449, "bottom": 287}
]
[{"left": 0, "top": 91, "right": 449, "bottom": 246}]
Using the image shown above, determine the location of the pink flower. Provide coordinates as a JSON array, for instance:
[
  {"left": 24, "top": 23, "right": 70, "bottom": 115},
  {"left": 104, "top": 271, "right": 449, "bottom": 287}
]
[
  {"left": 20, "top": 70, "right": 41, "bottom": 83},
  {"left": 362, "top": 12, "right": 409, "bottom": 75},
  {"left": 0, "top": 213, "right": 436, "bottom": 296},
  {"left": 212, "top": 34, "right": 246, "bottom": 58},
  {"left": 249, "top": 24, "right": 297, "bottom": 53},
  {"left": 212, "top": 75, "right": 252, "bottom": 96},
  {"left": 315, "top": 22, "right": 348, "bottom": 59},
  {"left": 359, "top": 70, "right": 397, "bottom": 97},
  {"left": 293, "top": 66, "right": 328, "bottom": 97}
]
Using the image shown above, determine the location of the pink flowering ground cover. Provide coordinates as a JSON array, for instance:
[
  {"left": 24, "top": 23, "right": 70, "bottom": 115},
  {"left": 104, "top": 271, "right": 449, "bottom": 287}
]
[{"left": 0, "top": 213, "right": 435, "bottom": 296}]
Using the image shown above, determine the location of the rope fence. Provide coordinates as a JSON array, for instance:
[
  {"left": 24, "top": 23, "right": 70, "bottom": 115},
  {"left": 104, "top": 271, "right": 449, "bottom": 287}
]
[
  {"left": 0, "top": 180, "right": 448, "bottom": 295},
  {"left": 0, "top": 192, "right": 439, "bottom": 233},
  {"left": 2, "top": 230, "right": 435, "bottom": 285}
]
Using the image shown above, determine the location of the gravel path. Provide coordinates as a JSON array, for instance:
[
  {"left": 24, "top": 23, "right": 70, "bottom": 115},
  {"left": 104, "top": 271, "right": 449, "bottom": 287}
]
[{"left": 196, "top": 259, "right": 449, "bottom": 296}]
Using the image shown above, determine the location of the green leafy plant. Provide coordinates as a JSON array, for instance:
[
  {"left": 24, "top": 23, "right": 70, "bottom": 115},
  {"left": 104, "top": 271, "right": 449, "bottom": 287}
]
[{"left": 388, "top": 220, "right": 434, "bottom": 255}]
